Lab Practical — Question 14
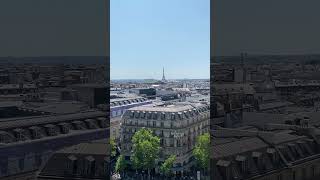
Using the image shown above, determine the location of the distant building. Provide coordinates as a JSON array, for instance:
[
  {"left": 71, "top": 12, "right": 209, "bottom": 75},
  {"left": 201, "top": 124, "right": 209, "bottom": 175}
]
[
  {"left": 70, "top": 83, "right": 107, "bottom": 107},
  {"left": 234, "top": 68, "right": 245, "bottom": 83},
  {"left": 110, "top": 97, "right": 152, "bottom": 142},
  {"left": 0, "top": 84, "right": 37, "bottom": 95},
  {"left": 129, "top": 88, "right": 156, "bottom": 98},
  {"left": 156, "top": 90, "right": 180, "bottom": 101}
]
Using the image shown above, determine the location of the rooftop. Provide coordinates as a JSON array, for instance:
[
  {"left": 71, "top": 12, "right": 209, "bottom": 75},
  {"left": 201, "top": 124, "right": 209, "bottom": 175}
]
[
  {"left": 128, "top": 103, "right": 208, "bottom": 113},
  {"left": 57, "top": 142, "right": 108, "bottom": 155}
]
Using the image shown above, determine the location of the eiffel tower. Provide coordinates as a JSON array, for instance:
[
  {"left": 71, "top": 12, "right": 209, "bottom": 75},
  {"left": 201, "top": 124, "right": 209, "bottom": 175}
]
[{"left": 162, "top": 67, "right": 166, "bottom": 82}]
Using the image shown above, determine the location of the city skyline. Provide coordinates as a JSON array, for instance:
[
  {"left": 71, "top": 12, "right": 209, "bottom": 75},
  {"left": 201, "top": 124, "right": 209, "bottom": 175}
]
[
  {"left": 111, "top": 67, "right": 209, "bottom": 80},
  {"left": 110, "top": 0, "right": 210, "bottom": 80}
]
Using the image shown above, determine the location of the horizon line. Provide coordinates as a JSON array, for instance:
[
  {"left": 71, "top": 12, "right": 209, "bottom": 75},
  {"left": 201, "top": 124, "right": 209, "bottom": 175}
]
[{"left": 111, "top": 78, "right": 209, "bottom": 80}]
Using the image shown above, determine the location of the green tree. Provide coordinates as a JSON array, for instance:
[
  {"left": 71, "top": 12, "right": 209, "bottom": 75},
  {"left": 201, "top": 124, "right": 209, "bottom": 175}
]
[
  {"left": 131, "top": 128, "right": 160, "bottom": 175},
  {"left": 110, "top": 137, "right": 117, "bottom": 157},
  {"left": 193, "top": 133, "right": 210, "bottom": 171},
  {"left": 115, "top": 155, "right": 127, "bottom": 175},
  {"left": 160, "top": 155, "right": 176, "bottom": 177}
]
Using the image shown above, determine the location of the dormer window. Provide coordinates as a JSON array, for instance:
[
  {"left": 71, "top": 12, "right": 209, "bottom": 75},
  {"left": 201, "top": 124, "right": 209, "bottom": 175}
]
[
  {"left": 29, "top": 126, "right": 40, "bottom": 139},
  {"left": 235, "top": 155, "right": 248, "bottom": 174},
  {"left": 84, "top": 156, "right": 95, "bottom": 176},
  {"left": 141, "top": 112, "right": 146, "bottom": 118},
  {"left": 161, "top": 113, "right": 166, "bottom": 120},
  {"left": 0, "top": 131, "right": 9, "bottom": 143},
  {"left": 58, "top": 123, "right": 70, "bottom": 134},
  {"left": 135, "top": 111, "right": 140, "bottom": 118},
  {"left": 252, "top": 151, "right": 264, "bottom": 170},
  {"left": 84, "top": 119, "right": 96, "bottom": 129},
  {"left": 67, "top": 155, "right": 78, "bottom": 175},
  {"left": 153, "top": 113, "right": 158, "bottom": 120},
  {"left": 13, "top": 128, "right": 25, "bottom": 141},
  {"left": 44, "top": 124, "right": 57, "bottom": 136},
  {"left": 97, "top": 117, "right": 108, "bottom": 128},
  {"left": 171, "top": 113, "right": 175, "bottom": 120}
]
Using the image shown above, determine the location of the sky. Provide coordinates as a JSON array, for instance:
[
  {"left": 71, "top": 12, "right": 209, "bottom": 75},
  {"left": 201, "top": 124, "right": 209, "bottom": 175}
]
[
  {"left": 212, "top": 0, "right": 320, "bottom": 56},
  {"left": 110, "top": 0, "right": 210, "bottom": 80},
  {"left": 0, "top": 0, "right": 107, "bottom": 57}
]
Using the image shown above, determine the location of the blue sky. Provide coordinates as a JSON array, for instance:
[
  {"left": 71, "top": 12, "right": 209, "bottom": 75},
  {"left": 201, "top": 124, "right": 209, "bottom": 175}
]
[{"left": 110, "top": 0, "right": 210, "bottom": 80}]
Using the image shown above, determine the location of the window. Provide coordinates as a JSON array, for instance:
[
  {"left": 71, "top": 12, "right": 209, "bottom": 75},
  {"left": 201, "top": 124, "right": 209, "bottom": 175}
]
[
  {"left": 36, "top": 154, "right": 42, "bottom": 167},
  {"left": 153, "top": 113, "right": 158, "bottom": 119},
  {"left": 112, "top": 111, "right": 117, "bottom": 117},
  {"left": 161, "top": 113, "right": 165, "bottom": 120},
  {"left": 171, "top": 114, "right": 175, "bottom": 120},
  {"left": 153, "top": 121, "right": 156, "bottom": 127},
  {"left": 177, "top": 139, "right": 181, "bottom": 147},
  {"left": 302, "top": 168, "right": 306, "bottom": 178},
  {"left": 170, "top": 140, "right": 174, "bottom": 147},
  {"left": 19, "top": 158, "right": 24, "bottom": 171},
  {"left": 312, "top": 166, "right": 316, "bottom": 177},
  {"left": 0, "top": 161, "right": 7, "bottom": 175}
]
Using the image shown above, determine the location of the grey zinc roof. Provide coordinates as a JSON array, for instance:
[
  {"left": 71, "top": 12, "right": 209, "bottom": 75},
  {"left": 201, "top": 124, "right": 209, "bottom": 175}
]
[
  {"left": 38, "top": 143, "right": 109, "bottom": 179},
  {"left": 271, "top": 133, "right": 306, "bottom": 145},
  {"left": 24, "top": 101, "right": 89, "bottom": 114},
  {"left": 127, "top": 103, "right": 209, "bottom": 113},
  {"left": 242, "top": 112, "right": 285, "bottom": 127},
  {"left": 212, "top": 137, "right": 268, "bottom": 159},
  {"left": 57, "top": 142, "right": 109, "bottom": 155},
  {"left": 0, "top": 101, "right": 23, "bottom": 108},
  {"left": 0, "top": 111, "right": 105, "bottom": 130},
  {"left": 70, "top": 83, "right": 107, "bottom": 88}
]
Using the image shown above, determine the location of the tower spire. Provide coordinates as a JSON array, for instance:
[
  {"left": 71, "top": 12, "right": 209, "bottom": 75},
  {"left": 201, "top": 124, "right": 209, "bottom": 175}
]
[{"left": 162, "top": 67, "right": 166, "bottom": 81}]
